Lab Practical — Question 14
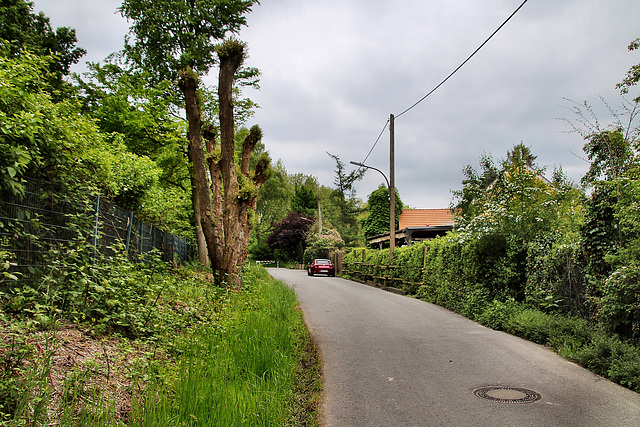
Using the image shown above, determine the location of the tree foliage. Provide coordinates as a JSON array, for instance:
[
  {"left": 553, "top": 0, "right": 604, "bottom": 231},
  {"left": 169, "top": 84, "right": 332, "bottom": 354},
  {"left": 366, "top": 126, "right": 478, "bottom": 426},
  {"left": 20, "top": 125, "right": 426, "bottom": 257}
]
[
  {"left": 588, "top": 135, "right": 640, "bottom": 339},
  {"left": 119, "top": 0, "right": 256, "bottom": 82},
  {"left": 617, "top": 37, "right": 640, "bottom": 103},
  {"left": 0, "top": 0, "right": 85, "bottom": 96},
  {"left": 267, "top": 212, "right": 312, "bottom": 262},
  {"left": 451, "top": 143, "right": 585, "bottom": 301},
  {"left": 0, "top": 49, "right": 158, "bottom": 206},
  {"left": 253, "top": 160, "right": 291, "bottom": 240},
  {"left": 564, "top": 91, "right": 640, "bottom": 339},
  {"left": 327, "top": 152, "right": 364, "bottom": 246},
  {"left": 75, "top": 62, "right": 184, "bottom": 157},
  {"left": 582, "top": 128, "right": 634, "bottom": 186},
  {"left": 291, "top": 184, "right": 317, "bottom": 218},
  {"left": 453, "top": 143, "right": 578, "bottom": 245},
  {"left": 361, "top": 184, "right": 403, "bottom": 239},
  {"left": 75, "top": 61, "right": 194, "bottom": 234},
  {"left": 303, "top": 227, "right": 344, "bottom": 264}
]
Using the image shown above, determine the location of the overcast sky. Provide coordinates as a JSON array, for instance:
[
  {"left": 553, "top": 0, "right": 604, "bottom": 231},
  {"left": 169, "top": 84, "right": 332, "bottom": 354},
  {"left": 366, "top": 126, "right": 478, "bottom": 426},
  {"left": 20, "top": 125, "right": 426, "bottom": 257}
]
[{"left": 32, "top": 0, "right": 640, "bottom": 208}]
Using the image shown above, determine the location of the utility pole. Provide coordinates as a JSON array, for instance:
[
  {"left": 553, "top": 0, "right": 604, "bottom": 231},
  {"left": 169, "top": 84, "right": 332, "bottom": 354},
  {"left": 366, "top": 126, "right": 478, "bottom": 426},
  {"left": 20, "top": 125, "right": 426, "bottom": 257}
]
[
  {"left": 389, "top": 113, "right": 395, "bottom": 262},
  {"left": 317, "top": 196, "right": 323, "bottom": 234}
]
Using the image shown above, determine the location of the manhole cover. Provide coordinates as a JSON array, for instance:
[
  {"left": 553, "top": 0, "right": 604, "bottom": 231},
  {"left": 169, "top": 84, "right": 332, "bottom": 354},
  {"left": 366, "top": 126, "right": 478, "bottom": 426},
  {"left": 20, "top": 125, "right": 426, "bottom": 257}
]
[{"left": 473, "top": 386, "right": 541, "bottom": 404}]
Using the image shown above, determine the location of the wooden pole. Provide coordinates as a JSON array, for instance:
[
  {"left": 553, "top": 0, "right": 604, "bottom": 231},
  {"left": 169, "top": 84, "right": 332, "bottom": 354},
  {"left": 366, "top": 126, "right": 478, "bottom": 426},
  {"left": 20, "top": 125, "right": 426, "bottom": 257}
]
[
  {"left": 317, "top": 196, "right": 323, "bottom": 234},
  {"left": 390, "top": 113, "right": 395, "bottom": 262}
]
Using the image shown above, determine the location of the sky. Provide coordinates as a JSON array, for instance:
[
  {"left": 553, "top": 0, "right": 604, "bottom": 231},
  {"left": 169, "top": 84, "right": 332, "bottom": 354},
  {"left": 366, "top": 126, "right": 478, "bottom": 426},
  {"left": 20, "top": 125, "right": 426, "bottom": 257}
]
[{"left": 32, "top": 0, "right": 640, "bottom": 208}]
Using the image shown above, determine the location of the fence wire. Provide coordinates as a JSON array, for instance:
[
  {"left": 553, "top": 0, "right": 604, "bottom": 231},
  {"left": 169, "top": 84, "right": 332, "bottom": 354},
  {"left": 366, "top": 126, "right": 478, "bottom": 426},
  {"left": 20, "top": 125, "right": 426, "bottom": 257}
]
[{"left": 1, "top": 179, "right": 194, "bottom": 286}]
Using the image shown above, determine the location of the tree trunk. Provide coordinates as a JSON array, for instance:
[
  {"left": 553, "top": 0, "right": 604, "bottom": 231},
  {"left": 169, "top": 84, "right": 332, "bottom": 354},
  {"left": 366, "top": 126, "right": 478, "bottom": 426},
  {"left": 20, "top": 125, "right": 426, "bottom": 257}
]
[
  {"left": 203, "top": 125, "right": 224, "bottom": 269},
  {"left": 178, "top": 68, "right": 219, "bottom": 277},
  {"left": 218, "top": 43, "right": 246, "bottom": 289},
  {"left": 186, "top": 142, "right": 209, "bottom": 267},
  {"left": 190, "top": 174, "right": 209, "bottom": 267}
]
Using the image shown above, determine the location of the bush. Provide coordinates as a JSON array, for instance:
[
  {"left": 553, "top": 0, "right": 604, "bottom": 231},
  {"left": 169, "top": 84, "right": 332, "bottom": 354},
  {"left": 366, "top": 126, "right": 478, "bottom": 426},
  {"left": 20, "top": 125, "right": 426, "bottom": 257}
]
[
  {"left": 475, "top": 298, "right": 523, "bottom": 330},
  {"left": 598, "top": 265, "right": 640, "bottom": 341},
  {"left": 303, "top": 229, "right": 344, "bottom": 265},
  {"left": 567, "top": 332, "right": 640, "bottom": 391},
  {"left": 504, "top": 308, "right": 554, "bottom": 344},
  {"left": 3, "top": 237, "right": 168, "bottom": 337},
  {"left": 526, "top": 234, "right": 586, "bottom": 315},
  {"left": 248, "top": 239, "right": 274, "bottom": 261}
]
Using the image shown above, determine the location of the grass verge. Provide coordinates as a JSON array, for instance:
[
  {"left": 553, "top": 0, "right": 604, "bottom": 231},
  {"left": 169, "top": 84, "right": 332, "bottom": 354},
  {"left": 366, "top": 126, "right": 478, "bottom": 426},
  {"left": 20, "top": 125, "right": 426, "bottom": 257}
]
[{"left": 1, "top": 264, "right": 321, "bottom": 426}]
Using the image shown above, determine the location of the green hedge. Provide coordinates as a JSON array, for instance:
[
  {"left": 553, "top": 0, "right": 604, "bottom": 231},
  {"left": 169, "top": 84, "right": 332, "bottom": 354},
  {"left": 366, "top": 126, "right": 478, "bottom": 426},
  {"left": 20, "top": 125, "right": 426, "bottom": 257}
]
[{"left": 342, "top": 232, "right": 518, "bottom": 307}]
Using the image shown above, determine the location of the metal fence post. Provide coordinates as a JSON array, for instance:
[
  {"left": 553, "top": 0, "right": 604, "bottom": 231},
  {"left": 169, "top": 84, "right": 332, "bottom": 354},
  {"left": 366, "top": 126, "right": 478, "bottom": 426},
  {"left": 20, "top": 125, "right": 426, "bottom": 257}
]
[
  {"left": 125, "top": 211, "right": 134, "bottom": 256},
  {"left": 92, "top": 194, "right": 100, "bottom": 262},
  {"left": 138, "top": 218, "right": 143, "bottom": 258}
]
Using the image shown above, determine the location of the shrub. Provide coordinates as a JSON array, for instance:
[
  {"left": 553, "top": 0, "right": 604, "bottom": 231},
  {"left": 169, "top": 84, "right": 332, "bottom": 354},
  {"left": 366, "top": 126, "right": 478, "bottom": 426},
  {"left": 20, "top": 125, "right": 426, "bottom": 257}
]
[
  {"left": 460, "top": 286, "right": 492, "bottom": 320},
  {"left": 303, "top": 228, "right": 344, "bottom": 264},
  {"left": 504, "top": 308, "right": 554, "bottom": 344},
  {"left": 4, "top": 237, "right": 168, "bottom": 337},
  {"left": 526, "top": 234, "right": 586, "bottom": 315},
  {"left": 568, "top": 333, "right": 638, "bottom": 388},
  {"left": 475, "top": 298, "right": 523, "bottom": 330},
  {"left": 598, "top": 265, "right": 640, "bottom": 341}
]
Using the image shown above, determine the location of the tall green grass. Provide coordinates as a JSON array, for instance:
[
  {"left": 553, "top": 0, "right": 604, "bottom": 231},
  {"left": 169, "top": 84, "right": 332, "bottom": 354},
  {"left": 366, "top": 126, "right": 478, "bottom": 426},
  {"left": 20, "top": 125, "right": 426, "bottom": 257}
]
[
  {"left": 1, "top": 264, "right": 316, "bottom": 426},
  {"left": 130, "top": 266, "right": 307, "bottom": 426}
]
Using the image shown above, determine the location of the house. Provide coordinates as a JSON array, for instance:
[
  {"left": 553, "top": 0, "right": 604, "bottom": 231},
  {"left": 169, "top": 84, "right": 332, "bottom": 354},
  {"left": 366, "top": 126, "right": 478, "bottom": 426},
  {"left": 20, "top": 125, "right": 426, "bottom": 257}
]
[{"left": 367, "top": 208, "right": 455, "bottom": 248}]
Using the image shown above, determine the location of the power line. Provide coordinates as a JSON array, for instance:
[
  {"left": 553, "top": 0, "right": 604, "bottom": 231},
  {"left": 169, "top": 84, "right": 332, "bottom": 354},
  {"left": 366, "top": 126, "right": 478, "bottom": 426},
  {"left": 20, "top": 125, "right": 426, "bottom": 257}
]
[
  {"left": 362, "top": 119, "right": 390, "bottom": 164},
  {"left": 355, "top": 0, "right": 529, "bottom": 168},
  {"left": 395, "top": 0, "right": 529, "bottom": 119}
]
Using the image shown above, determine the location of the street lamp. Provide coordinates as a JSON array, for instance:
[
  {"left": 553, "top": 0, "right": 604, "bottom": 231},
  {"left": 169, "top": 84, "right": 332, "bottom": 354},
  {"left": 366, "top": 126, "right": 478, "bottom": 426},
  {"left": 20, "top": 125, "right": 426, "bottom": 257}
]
[
  {"left": 350, "top": 161, "right": 396, "bottom": 260},
  {"left": 350, "top": 161, "right": 390, "bottom": 188}
]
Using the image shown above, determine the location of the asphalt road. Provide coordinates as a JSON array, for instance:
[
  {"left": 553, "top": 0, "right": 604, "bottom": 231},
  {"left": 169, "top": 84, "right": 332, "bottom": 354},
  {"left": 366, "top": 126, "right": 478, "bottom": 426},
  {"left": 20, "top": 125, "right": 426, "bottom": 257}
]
[{"left": 267, "top": 268, "right": 640, "bottom": 427}]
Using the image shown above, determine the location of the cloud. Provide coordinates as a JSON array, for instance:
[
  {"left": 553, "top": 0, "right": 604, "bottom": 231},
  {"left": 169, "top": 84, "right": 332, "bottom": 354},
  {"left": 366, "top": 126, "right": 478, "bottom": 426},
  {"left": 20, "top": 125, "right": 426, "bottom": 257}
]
[{"left": 33, "top": 0, "right": 129, "bottom": 67}]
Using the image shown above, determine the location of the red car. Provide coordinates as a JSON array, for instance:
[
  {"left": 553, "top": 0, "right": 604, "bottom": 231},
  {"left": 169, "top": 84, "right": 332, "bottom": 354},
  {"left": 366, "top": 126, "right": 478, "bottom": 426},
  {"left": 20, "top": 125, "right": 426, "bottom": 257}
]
[{"left": 307, "top": 259, "right": 335, "bottom": 277}]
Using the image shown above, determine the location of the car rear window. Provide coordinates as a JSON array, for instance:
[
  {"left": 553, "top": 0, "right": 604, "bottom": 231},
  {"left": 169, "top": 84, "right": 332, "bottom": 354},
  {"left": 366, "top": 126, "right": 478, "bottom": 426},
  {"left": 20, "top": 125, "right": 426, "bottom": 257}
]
[{"left": 315, "top": 260, "right": 331, "bottom": 264}]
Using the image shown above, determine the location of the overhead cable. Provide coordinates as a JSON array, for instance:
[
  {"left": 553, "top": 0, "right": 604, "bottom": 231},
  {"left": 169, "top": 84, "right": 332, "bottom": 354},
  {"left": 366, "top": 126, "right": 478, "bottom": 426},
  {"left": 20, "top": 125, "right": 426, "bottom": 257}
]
[
  {"left": 361, "top": 119, "right": 390, "bottom": 164},
  {"left": 395, "top": 0, "right": 529, "bottom": 119}
]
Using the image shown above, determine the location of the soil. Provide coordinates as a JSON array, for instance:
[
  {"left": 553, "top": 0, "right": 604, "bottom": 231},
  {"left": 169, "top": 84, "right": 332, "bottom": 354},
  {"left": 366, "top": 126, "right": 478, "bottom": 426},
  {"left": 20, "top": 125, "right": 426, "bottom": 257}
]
[{"left": 3, "top": 322, "right": 163, "bottom": 424}]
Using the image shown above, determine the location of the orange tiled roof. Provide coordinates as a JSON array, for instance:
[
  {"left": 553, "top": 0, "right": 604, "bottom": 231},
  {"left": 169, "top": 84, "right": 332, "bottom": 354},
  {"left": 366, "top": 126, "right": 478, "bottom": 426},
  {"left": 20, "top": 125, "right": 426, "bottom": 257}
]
[{"left": 398, "top": 209, "right": 454, "bottom": 229}]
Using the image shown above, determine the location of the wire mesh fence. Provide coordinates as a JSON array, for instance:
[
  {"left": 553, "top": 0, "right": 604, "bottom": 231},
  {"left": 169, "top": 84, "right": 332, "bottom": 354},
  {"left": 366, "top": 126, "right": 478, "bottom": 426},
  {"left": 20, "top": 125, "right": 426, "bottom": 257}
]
[{"left": 1, "top": 179, "right": 194, "bottom": 286}]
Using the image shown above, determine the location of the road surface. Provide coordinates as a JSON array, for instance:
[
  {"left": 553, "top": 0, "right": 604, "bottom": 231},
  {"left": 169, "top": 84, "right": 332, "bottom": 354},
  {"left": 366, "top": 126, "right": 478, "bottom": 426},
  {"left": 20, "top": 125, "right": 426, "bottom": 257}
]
[{"left": 268, "top": 268, "right": 640, "bottom": 426}]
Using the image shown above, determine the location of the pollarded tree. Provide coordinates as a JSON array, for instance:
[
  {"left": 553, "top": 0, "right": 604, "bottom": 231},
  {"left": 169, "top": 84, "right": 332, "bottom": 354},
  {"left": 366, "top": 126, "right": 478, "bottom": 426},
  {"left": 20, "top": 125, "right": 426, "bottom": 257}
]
[
  {"left": 119, "top": 0, "right": 266, "bottom": 288},
  {"left": 216, "top": 40, "right": 271, "bottom": 284}
]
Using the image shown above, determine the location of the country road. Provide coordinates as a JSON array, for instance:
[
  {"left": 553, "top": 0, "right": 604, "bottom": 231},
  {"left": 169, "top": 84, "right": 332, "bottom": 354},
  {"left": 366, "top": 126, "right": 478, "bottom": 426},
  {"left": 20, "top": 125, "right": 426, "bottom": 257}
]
[{"left": 267, "top": 268, "right": 640, "bottom": 427}]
